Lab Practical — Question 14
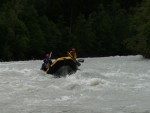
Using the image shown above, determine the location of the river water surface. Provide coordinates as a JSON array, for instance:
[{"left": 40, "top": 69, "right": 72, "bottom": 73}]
[{"left": 0, "top": 55, "right": 150, "bottom": 113}]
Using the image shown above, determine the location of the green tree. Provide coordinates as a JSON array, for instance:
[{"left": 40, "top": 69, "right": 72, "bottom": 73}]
[
  {"left": 39, "top": 16, "right": 62, "bottom": 55},
  {"left": 72, "top": 15, "right": 96, "bottom": 57},
  {"left": 89, "top": 2, "right": 130, "bottom": 56},
  {"left": 0, "top": 0, "right": 29, "bottom": 60},
  {"left": 126, "top": 0, "right": 150, "bottom": 58}
]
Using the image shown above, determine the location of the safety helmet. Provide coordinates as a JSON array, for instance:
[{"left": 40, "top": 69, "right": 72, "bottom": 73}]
[
  {"left": 72, "top": 48, "right": 76, "bottom": 51},
  {"left": 46, "top": 53, "right": 50, "bottom": 58}
]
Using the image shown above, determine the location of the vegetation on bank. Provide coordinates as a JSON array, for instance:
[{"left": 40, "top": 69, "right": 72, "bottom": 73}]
[{"left": 1, "top": 0, "right": 150, "bottom": 61}]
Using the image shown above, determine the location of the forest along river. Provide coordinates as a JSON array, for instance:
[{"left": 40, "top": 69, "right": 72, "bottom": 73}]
[{"left": 0, "top": 55, "right": 150, "bottom": 113}]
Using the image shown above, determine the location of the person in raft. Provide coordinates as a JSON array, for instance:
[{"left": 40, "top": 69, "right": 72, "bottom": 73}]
[
  {"left": 41, "top": 53, "right": 52, "bottom": 71},
  {"left": 68, "top": 48, "right": 77, "bottom": 59}
]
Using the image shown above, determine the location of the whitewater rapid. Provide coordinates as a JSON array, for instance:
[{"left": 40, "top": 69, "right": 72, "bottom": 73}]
[{"left": 0, "top": 55, "right": 150, "bottom": 113}]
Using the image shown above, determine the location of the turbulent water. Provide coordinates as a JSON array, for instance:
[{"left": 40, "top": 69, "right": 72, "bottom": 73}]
[{"left": 0, "top": 55, "right": 150, "bottom": 113}]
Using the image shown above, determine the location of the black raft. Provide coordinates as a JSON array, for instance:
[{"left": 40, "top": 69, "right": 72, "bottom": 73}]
[{"left": 43, "top": 57, "right": 80, "bottom": 77}]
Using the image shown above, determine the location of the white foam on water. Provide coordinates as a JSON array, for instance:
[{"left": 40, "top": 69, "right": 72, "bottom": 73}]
[{"left": 1, "top": 56, "right": 150, "bottom": 113}]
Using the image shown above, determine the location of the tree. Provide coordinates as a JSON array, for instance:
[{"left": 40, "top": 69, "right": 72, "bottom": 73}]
[
  {"left": 72, "top": 15, "right": 96, "bottom": 57},
  {"left": 126, "top": 0, "right": 150, "bottom": 58},
  {"left": 88, "top": 2, "right": 130, "bottom": 56},
  {"left": 0, "top": 0, "right": 29, "bottom": 60}
]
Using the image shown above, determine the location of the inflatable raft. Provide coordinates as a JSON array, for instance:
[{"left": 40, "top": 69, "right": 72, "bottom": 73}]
[{"left": 42, "top": 57, "right": 80, "bottom": 77}]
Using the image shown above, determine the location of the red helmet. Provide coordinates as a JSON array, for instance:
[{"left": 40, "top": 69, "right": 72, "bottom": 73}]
[
  {"left": 71, "top": 48, "right": 76, "bottom": 51},
  {"left": 45, "top": 54, "right": 49, "bottom": 58}
]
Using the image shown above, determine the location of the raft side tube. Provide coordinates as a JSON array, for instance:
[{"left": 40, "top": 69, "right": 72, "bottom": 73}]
[{"left": 46, "top": 57, "right": 78, "bottom": 76}]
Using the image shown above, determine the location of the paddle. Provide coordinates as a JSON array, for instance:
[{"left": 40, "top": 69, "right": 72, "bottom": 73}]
[
  {"left": 49, "top": 51, "right": 52, "bottom": 59},
  {"left": 67, "top": 52, "right": 81, "bottom": 66}
]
